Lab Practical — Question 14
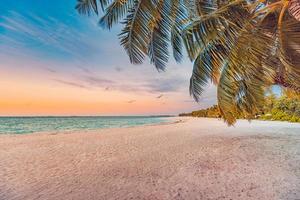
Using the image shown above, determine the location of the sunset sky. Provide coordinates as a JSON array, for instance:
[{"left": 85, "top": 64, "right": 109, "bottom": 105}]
[{"left": 0, "top": 0, "right": 217, "bottom": 116}]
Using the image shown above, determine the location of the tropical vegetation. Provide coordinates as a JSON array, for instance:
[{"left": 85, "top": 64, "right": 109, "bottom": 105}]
[
  {"left": 179, "top": 91, "right": 300, "bottom": 123},
  {"left": 179, "top": 105, "right": 221, "bottom": 118},
  {"left": 75, "top": 0, "right": 300, "bottom": 125}
]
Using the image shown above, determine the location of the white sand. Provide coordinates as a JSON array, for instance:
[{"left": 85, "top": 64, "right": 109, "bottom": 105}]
[{"left": 0, "top": 117, "right": 299, "bottom": 200}]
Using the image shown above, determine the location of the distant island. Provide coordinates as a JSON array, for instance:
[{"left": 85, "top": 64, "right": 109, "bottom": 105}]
[{"left": 180, "top": 92, "right": 300, "bottom": 123}]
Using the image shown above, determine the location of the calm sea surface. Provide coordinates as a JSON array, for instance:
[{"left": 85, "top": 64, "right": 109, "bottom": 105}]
[{"left": 0, "top": 116, "right": 171, "bottom": 134}]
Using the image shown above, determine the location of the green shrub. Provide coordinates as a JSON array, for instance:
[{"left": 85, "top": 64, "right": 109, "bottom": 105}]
[
  {"left": 179, "top": 93, "right": 300, "bottom": 123},
  {"left": 290, "top": 115, "right": 300, "bottom": 123}
]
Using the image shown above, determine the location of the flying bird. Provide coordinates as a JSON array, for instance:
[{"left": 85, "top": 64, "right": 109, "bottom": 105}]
[
  {"left": 156, "top": 94, "right": 163, "bottom": 99},
  {"left": 115, "top": 67, "right": 122, "bottom": 72}
]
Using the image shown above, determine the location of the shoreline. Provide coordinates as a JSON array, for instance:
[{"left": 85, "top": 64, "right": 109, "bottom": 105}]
[
  {"left": 0, "top": 116, "right": 180, "bottom": 136},
  {"left": 0, "top": 118, "right": 299, "bottom": 199},
  {"left": 1, "top": 116, "right": 300, "bottom": 137}
]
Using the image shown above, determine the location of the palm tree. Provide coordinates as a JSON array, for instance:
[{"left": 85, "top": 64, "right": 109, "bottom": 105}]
[{"left": 76, "top": 0, "right": 300, "bottom": 124}]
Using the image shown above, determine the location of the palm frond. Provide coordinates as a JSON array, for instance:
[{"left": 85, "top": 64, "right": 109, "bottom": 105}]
[
  {"left": 76, "top": 0, "right": 113, "bottom": 14},
  {"left": 190, "top": 42, "right": 228, "bottom": 101},
  {"left": 183, "top": 0, "right": 250, "bottom": 60},
  {"left": 170, "top": 0, "right": 188, "bottom": 62},
  {"left": 119, "top": 0, "right": 154, "bottom": 64},
  {"left": 148, "top": 0, "right": 172, "bottom": 71},
  {"left": 279, "top": 17, "right": 300, "bottom": 87},
  {"left": 76, "top": 0, "right": 99, "bottom": 15},
  {"left": 217, "top": 24, "right": 274, "bottom": 124},
  {"left": 184, "top": 0, "right": 198, "bottom": 19},
  {"left": 196, "top": 0, "right": 218, "bottom": 16},
  {"left": 99, "top": 0, "right": 134, "bottom": 29},
  {"left": 288, "top": 0, "right": 300, "bottom": 21}
]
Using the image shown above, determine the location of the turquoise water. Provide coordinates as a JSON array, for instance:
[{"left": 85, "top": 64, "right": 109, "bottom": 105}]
[{"left": 0, "top": 116, "right": 170, "bottom": 134}]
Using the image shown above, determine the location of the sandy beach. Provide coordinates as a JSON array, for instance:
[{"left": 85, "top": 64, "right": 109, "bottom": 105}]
[{"left": 0, "top": 117, "right": 299, "bottom": 200}]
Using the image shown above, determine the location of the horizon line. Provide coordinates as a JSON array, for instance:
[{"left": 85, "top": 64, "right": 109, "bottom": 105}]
[{"left": 0, "top": 115, "right": 176, "bottom": 118}]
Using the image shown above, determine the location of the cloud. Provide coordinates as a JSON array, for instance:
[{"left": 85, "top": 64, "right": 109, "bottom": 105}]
[
  {"left": 0, "top": 10, "right": 189, "bottom": 95},
  {"left": 183, "top": 100, "right": 196, "bottom": 103},
  {"left": 83, "top": 75, "right": 115, "bottom": 86},
  {"left": 127, "top": 100, "right": 136, "bottom": 103},
  {"left": 52, "top": 79, "right": 89, "bottom": 89},
  {"left": 116, "top": 77, "right": 186, "bottom": 94},
  {"left": 52, "top": 75, "right": 114, "bottom": 90},
  {"left": 0, "top": 11, "right": 99, "bottom": 61},
  {"left": 77, "top": 65, "right": 92, "bottom": 74},
  {"left": 44, "top": 68, "right": 57, "bottom": 73},
  {"left": 54, "top": 73, "right": 187, "bottom": 94},
  {"left": 141, "top": 77, "right": 186, "bottom": 93}
]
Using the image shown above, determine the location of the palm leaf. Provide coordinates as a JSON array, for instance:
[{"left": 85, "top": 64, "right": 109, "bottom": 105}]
[
  {"left": 196, "top": 0, "right": 218, "bottom": 16},
  {"left": 217, "top": 24, "right": 274, "bottom": 124},
  {"left": 119, "top": 0, "right": 154, "bottom": 64},
  {"left": 99, "top": 0, "right": 134, "bottom": 29},
  {"left": 170, "top": 0, "right": 188, "bottom": 62},
  {"left": 183, "top": 0, "right": 250, "bottom": 60},
  {"left": 289, "top": 0, "right": 300, "bottom": 21},
  {"left": 190, "top": 42, "right": 228, "bottom": 101},
  {"left": 279, "top": 17, "right": 300, "bottom": 87},
  {"left": 76, "top": 0, "right": 99, "bottom": 15},
  {"left": 76, "top": 0, "right": 112, "bottom": 14},
  {"left": 148, "top": 0, "right": 171, "bottom": 71}
]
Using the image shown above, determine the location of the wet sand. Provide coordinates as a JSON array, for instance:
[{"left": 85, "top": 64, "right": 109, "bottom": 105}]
[{"left": 0, "top": 117, "right": 299, "bottom": 200}]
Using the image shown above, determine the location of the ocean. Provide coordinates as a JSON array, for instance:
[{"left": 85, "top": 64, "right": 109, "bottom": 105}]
[{"left": 0, "top": 116, "right": 171, "bottom": 134}]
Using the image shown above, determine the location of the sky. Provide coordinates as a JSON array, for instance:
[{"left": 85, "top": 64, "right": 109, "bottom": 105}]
[{"left": 0, "top": 0, "right": 217, "bottom": 116}]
